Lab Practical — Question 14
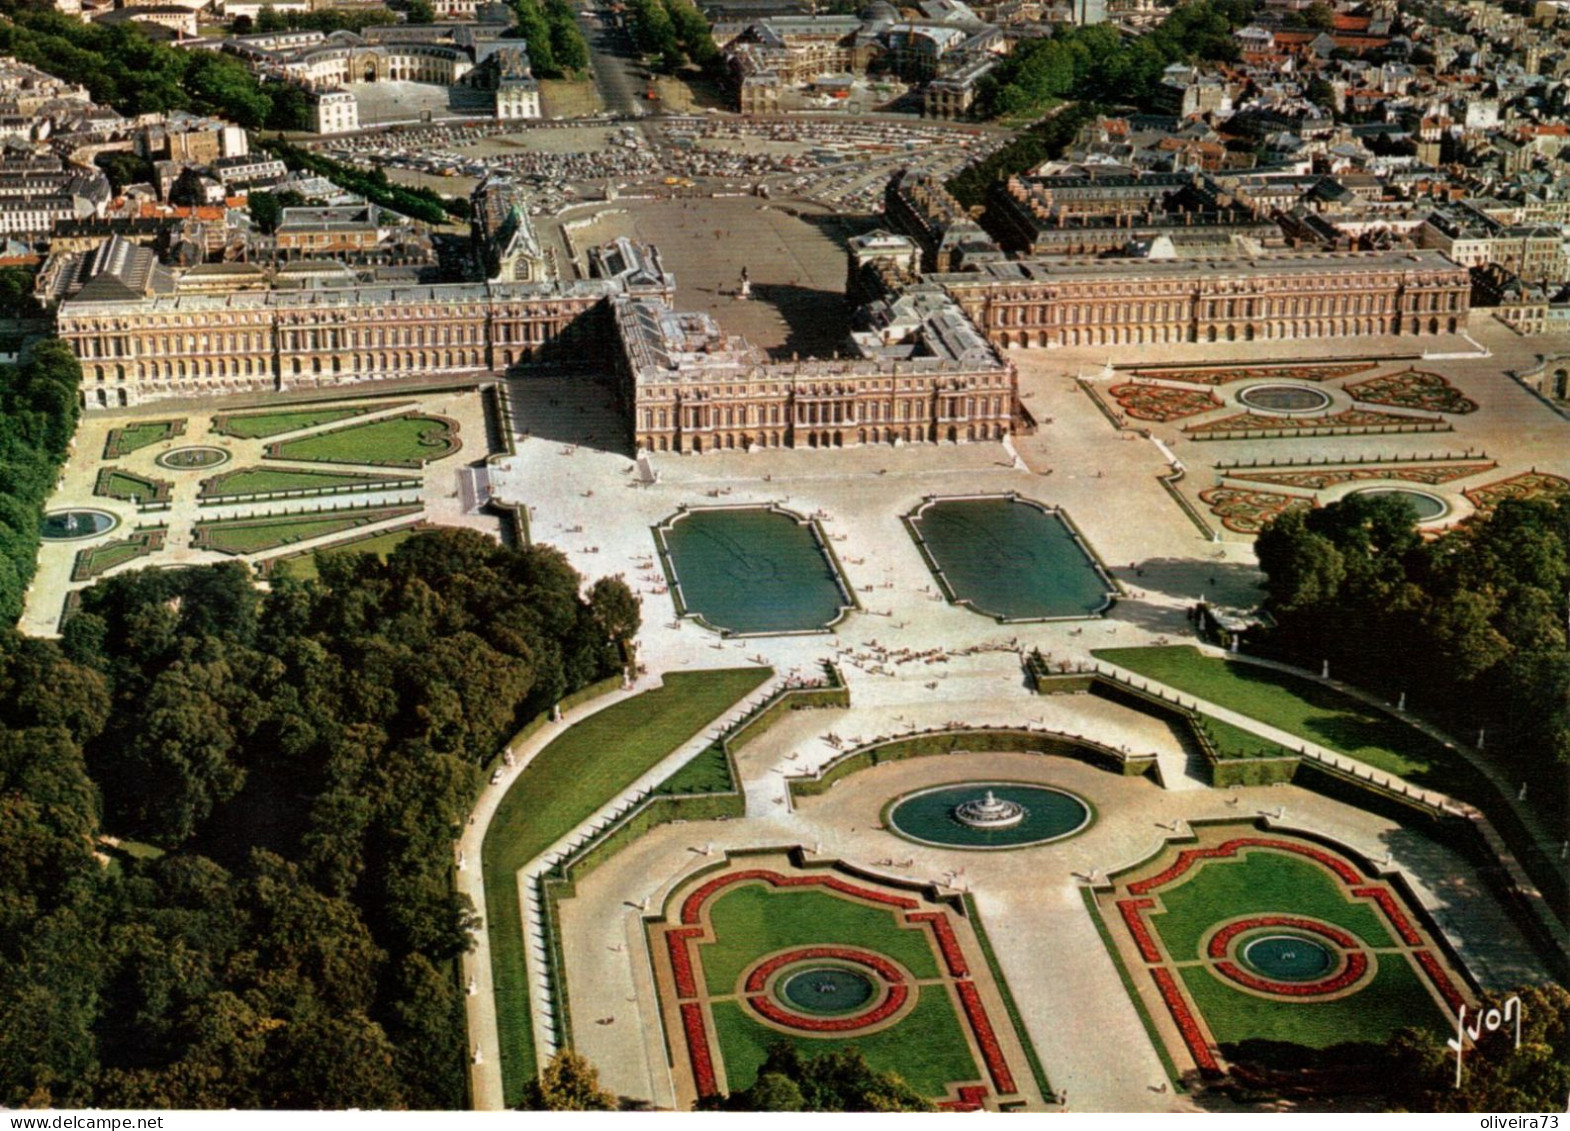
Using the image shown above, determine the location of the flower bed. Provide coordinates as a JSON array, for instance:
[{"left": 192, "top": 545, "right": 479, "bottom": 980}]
[
  {"left": 937, "top": 1085, "right": 989, "bottom": 1111},
  {"left": 1118, "top": 898, "right": 1163, "bottom": 963},
  {"left": 1199, "top": 486, "right": 1312, "bottom": 535},
  {"left": 680, "top": 868, "right": 919, "bottom": 925},
  {"left": 1206, "top": 915, "right": 1358, "bottom": 958},
  {"left": 1413, "top": 949, "right": 1467, "bottom": 1013},
  {"left": 1109, "top": 383, "right": 1221, "bottom": 422},
  {"left": 743, "top": 946, "right": 906, "bottom": 993},
  {"left": 1129, "top": 837, "right": 1365, "bottom": 896},
  {"left": 1150, "top": 967, "right": 1219, "bottom": 1073},
  {"left": 1131, "top": 362, "right": 1375, "bottom": 386},
  {"left": 681, "top": 1002, "right": 718, "bottom": 1095},
  {"left": 1214, "top": 952, "right": 1368, "bottom": 997},
  {"left": 1346, "top": 369, "right": 1477, "bottom": 415},
  {"left": 1224, "top": 462, "right": 1494, "bottom": 491},
  {"left": 907, "top": 911, "right": 969, "bottom": 977},
  {"left": 746, "top": 983, "right": 909, "bottom": 1033},
  {"left": 955, "top": 981, "right": 1016, "bottom": 1094},
  {"left": 1464, "top": 471, "right": 1570, "bottom": 518},
  {"left": 1351, "top": 886, "right": 1423, "bottom": 945},
  {"left": 667, "top": 927, "right": 704, "bottom": 998},
  {"left": 1186, "top": 407, "right": 1445, "bottom": 437}
]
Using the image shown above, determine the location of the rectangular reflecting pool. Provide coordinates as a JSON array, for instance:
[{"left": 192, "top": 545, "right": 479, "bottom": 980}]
[
  {"left": 906, "top": 495, "right": 1115, "bottom": 621},
  {"left": 654, "top": 505, "right": 854, "bottom": 635}
]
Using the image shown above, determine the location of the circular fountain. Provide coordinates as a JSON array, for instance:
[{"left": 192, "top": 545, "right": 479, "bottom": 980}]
[
  {"left": 886, "top": 782, "right": 1092, "bottom": 850},
  {"left": 953, "top": 789, "right": 1027, "bottom": 830}
]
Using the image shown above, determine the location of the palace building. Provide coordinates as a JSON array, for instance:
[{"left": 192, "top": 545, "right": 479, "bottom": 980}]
[
  {"left": 926, "top": 249, "right": 1471, "bottom": 349},
  {"left": 56, "top": 235, "right": 672, "bottom": 408}
]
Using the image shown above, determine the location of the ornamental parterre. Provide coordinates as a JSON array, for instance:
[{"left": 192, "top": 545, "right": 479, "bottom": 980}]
[
  {"left": 1102, "top": 834, "right": 1474, "bottom": 1078},
  {"left": 653, "top": 863, "right": 1035, "bottom": 1108}
]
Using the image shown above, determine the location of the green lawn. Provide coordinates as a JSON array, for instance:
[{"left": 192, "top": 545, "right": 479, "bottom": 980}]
[
  {"left": 72, "top": 532, "right": 164, "bottom": 581},
  {"left": 700, "top": 885, "right": 941, "bottom": 996},
  {"left": 654, "top": 742, "right": 734, "bottom": 796},
  {"left": 270, "top": 527, "right": 423, "bottom": 581},
  {"left": 199, "top": 466, "right": 409, "bottom": 500},
  {"left": 211, "top": 402, "right": 406, "bottom": 439},
  {"left": 1180, "top": 955, "right": 1448, "bottom": 1048},
  {"left": 192, "top": 506, "right": 421, "bottom": 556},
  {"left": 94, "top": 469, "right": 170, "bottom": 506},
  {"left": 482, "top": 668, "right": 771, "bottom": 1104},
  {"left": 1093, "top": 646, "right": 1456, "bottom": 784},
  {"left": 1149, "top": 850, "right": 1393, "bottom": 961},
  {"left": 266, "top": 413, "right": 460, "bottom": 467},
  {"left": 104, "top": 419, "right": 183, "bottom": 457},
  {"left": 1203, "top": 716, "right": 1296, "bottom": 761},
  {"left": 710, "top": 990, "right": 979, "bottom": 1099}
]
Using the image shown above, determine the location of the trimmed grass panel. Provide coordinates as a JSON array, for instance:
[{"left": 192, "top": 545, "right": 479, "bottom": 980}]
[
  {"left": 1179, "top": 955, "right": 1447, "bottom": 1048},
  {"left": 191, "top": 505, "right": 423, "bottom": 556},
  {"left": 211, "top": 401, "right": 411, "bottom": 439},
  {"left": 482, "top": 668, "right": 771, "bottom": 1102},
  {"left": 71, "top": 529, "right": 166, "bottom": 581},
  {"left": 199, "top": 466, "right": 413, "bottom": 501},
  {"left": 709, "top": 990, "right": 978, "bottom": 1099},
  {"left": 1093, "top": 646, "right": 1456, "bottom": 784},
  {"left": 94, "top": 468, "right": 172, "bottom": 506},
  {"left": 655, "top": 742, "right": 735, "bottom": 796},
  {"left": 264, "top": 412, "right": 462, "bottom": 468},
  {"left": 103, "top": 419, "right": 185, "bottom": 458},
  {"left": 266, "top": 525, "right": 426, "bottom": 582},
  {"left": 1148, "top": 850, "right": 1394, "bottom": 960},
  {"left": 699, "top": 885, "right": 942, "bottom": 996}
]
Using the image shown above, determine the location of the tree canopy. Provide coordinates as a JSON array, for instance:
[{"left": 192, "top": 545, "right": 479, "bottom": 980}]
[
  {"left": 1, "top": 530, "right": 638, "bottom": 1108},
  {"left": 700, "top": 1045, "right": 934, "bottom": 1112}
]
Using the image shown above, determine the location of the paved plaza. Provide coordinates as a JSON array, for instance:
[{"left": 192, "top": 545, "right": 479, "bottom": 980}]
[{"left": 556, "top": 196, "right": 863, "bottom": 355}]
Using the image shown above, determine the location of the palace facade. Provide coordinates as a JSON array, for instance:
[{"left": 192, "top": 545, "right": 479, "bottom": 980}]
[
  {"left": 57, "top": 237, "right": 672, "bottom": 408},
  {"left": 928, "top": 250, "right": 1471, "bottom": 349}
]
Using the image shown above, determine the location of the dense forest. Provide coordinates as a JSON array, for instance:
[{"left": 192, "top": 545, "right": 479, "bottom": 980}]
[
  {"left": 0, "top": 342, "right": 82, "bottom": 627},
  {"left": 0, "top": 532, "right": 639, "bottom": 1107}
]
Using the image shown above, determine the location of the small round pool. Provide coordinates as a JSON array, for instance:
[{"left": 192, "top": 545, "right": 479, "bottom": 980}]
[
  {"left": 1350, "top": 486, "right": 1448, "bottom": 521},
  {"left": 1237, "top": 384, "right": 1332, "bottom": 414},
  {"left": 156, "top": 446, "right": 230, "bottom": 470},
  {"left": 1241, "top": 934, "right": 1337, "bottom": 981},
  {"left": 886, "top": 782, "right": 1092, "bottom": 850},
  {"left": 779, "top": 967, "right": 877, "bottom": 1015},
  {"left": 40, "top": 509, "right": 119, "bottom": 541}
]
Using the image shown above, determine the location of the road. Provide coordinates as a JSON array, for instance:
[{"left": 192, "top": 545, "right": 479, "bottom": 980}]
[{"left": 574, "top": 6, "right": 652, "bottom": 125}]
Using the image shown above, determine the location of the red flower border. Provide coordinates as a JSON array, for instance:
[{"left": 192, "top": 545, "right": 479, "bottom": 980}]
[
  {"left": 680, "top": 869, "right": 918, "bottom": 924},
  {"left": 955, "top": 981, "right": 1017, "bottom": 1094},
  {"left": 1214, "top": 951, "right": 1369, "bottom": 997},
  {"left": 1150, "top": 966, "right": 1219, "bottom": 1074},
  {"left": 1128, "top": 837, "right": 1363, "bottom": 896},
  {"left": 1118, "top": 898, "right": 1162, "bottom": 963},
  {"left": 937, "top": 1085, "right": 989, "bottom": 1111},
  {"left": 666, "top": 927, "right": 705, "bottom": 999},
  {"left": 1206, "top": 915, "right": 1357, "bottom": 958},
  {"left": 908, "top": 911, "right": 969, "bottom": 977},
  {"left": 666, "top": 868, "right": 1021, "bottom": 1100},
  {"left": 743, "top": 945, "right": 906, "bottom": 995},
  {"left": 1413, "top": 949, "right": 1467, "bottom": 1013},
  {"left": 1352, "top": 886, "right": 1424, "bottom": 945},
  {"left": 747, "top": 983, "right": 910, "bottom": 1033},
  {"left": 681, "top": 1002, "right": 718, "bottom": 1096}
]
